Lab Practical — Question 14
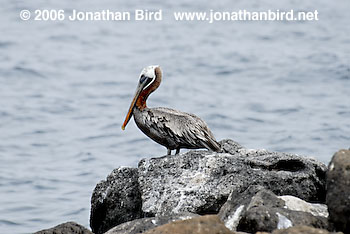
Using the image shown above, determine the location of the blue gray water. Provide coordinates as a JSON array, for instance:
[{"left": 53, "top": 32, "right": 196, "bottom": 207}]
[{"left": 0, "top": 0, "right": 349, "bottom": 233}]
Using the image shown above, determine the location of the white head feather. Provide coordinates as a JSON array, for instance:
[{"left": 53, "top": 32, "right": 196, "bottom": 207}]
[
  {"left": 140, "top": 65, "right": 160, "bottom": 89},
  {"left": 140, "top": 65, "right": 159, "bottom": 79}
]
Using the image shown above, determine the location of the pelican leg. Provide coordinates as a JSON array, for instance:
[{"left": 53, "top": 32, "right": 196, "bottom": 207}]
[
  {"left": 167, "top": 148, "right": 171, "bottom": 155},
  {"left": 175, "top": 148, "right": 180, "bottom": 155}
]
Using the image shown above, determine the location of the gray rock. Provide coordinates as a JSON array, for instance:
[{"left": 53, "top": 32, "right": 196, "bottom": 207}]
[
  {"left": 219, "top": 185, "right": 267, "bottom": 230},
  {"left": 138, "top": 140, "right": 327, "bottom": 217},
  {"left": 90, "top": 167, "right": 143, "bottom": 234},
  {"left": 104, "top": 213, "right": 198, "bottom": 234},
  {"left": 219, "top": 186, "right": 328, "bottom": 233},
  {"left": 278, "top": 195, "right": 329, "bottom": 218},
  {"left": 220, "top": 139, "right": 244, "bottom": 155},
  {"left": 326, "top": 149, "right": 350, "bottom": 233},
  {"left": 34, "top": 222, "right": 92, "bottom": 234}
]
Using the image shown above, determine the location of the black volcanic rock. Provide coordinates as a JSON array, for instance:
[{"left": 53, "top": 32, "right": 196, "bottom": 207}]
[
  {"left": 90, "top": 139, "right": 327, "bottom": 233},
  {"left": 219, "top": 186, "right": 328, "bottom": 233},
  {"left": 90, "top": 167, "right": 143, "bottom": 234},
  {"left": 138, "top": 140, "right": 327, "bottom": 217},
  {"left": 34, "top": 222, "right": 93, "bottom": 234},
  {"left": 326, "top": 149, "right": 350, "bottom": 233}
]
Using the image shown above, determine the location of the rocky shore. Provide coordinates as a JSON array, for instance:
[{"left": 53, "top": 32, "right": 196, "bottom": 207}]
[{"left": 35, "top": 139, "right": 350, "bottom": 234}]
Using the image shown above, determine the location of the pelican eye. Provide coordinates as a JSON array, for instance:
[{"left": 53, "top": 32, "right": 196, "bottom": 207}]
[{"left": 139, "top": 75, "right": 147, "bottom": 83}]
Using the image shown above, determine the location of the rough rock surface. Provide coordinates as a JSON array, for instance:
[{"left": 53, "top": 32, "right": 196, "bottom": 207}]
[
  {"left": 104, "top": 213, "right": 198, "bottom": 234},
  {"left": 220, "top": 139, "right": 244, "bottom": 154},
  {"left": 90, "top": 167, "right": 143, "bottom": 234},
  {"left": 326, "top": 149, "right": 350, "bottom": 233},
  {"left": 219, "top": 186, "right": 328, "bottom": 233},
  {"left": 271, "top": 225, "right": 342, "bottom": 234},
  {"left": 34, "top": 222, "right": 93, "bottom": 234},
  {"left": 143, "top": 215, "right": 236, "bottom": 234},
  {"left": 138, "top": 140, "right": 327, "bottom": 217}
]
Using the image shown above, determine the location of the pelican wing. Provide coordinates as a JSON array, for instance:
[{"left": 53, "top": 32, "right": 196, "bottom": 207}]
[{"left": 144, "top": 107, "right": 220, "bottom": 151}]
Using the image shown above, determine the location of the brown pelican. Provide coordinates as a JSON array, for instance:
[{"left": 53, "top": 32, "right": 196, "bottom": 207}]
[{"left": 121, "top": 65, "right": 221, "bottom": 155}]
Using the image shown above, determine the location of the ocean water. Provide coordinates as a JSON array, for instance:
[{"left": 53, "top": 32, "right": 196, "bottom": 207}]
[{"left": 0, "top": 0, "right": 349, "bottom": 233}]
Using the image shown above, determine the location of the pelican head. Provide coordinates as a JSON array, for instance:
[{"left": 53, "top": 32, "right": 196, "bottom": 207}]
[{"left": 122, "top": 65, "right": 162, "bottom": 130}]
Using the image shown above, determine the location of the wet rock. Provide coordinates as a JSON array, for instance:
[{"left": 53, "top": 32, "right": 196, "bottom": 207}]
[
  {"left": 138, "top": 140, "right": 327, "bottom": 217},
  {"left": 271, "top": 225, "right": 342, "bottom": 234},
  {"left": 326, "top": 149, "right": 350, "bottom": 233},
  {"left": 219, "top": 186, "right": 328, "bottom": 233},
  {"left": 104, "top": 213, "right": 198, "bottom": 234},
  {"left": 143, "top": 215, "right": 236, "bottom": 234},
  {"left": 90, "top": 167, "right": 143, "bottom": 234},
  {"left": 34, "top": 222, "right": 92, "bottom": 234}
]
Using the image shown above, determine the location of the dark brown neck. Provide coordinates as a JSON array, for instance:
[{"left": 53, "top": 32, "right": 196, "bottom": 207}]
[{"left": 136, "top": 94, "right": 148, "bottom": 110}]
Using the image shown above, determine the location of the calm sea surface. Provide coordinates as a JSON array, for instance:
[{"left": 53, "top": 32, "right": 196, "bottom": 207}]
[{"left": 0, "top": 0, "right": 349, "bottom": 233}]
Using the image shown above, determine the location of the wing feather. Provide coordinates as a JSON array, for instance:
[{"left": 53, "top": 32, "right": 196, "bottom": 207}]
[{"left": 144, "top": 107, "right": 220, "bottom": 151}]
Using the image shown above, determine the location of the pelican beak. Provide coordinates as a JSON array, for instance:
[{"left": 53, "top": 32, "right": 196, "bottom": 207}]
[{"left": 121, "top": 85, "right": 143, "bottom": 130}]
